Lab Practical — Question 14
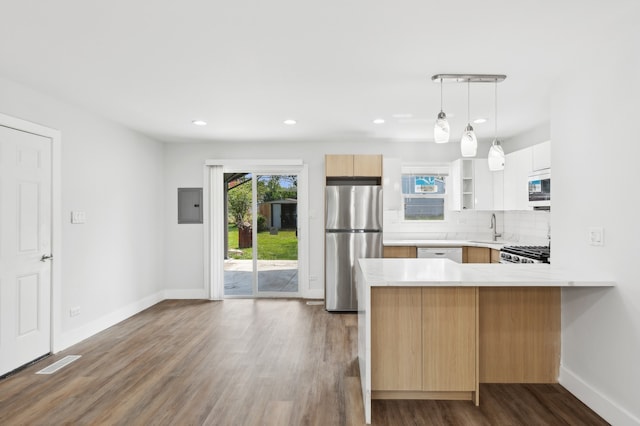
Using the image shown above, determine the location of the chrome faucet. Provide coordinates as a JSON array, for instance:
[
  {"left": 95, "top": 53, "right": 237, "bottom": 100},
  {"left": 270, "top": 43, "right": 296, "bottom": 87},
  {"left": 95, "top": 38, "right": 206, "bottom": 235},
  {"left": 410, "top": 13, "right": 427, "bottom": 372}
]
[
  {"left": 547, "top": 223, "right": 551, "bottom": 249},
  {"left": 490, "top": 213, "right": 501, "bottom": 242}
]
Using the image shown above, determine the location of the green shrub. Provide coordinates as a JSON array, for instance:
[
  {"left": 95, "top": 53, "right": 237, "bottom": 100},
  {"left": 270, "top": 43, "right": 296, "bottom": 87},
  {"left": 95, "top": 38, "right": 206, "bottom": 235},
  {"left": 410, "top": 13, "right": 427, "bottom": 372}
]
[{"left": 257, "top": 214, "right": 268, "bottom": 232}]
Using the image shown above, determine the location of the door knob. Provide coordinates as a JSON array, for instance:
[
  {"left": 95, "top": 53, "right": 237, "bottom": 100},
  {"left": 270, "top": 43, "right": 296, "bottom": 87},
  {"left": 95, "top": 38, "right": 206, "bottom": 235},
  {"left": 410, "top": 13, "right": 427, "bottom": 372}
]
[{"left": 40, "top": 254, "right": 53, "bottom": 262}]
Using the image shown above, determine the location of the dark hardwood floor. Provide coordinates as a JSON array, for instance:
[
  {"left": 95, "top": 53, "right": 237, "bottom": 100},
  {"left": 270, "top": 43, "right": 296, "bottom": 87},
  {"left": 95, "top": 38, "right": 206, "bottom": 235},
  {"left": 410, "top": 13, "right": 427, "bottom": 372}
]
[{"left": 0, "top": 299, "right": 608, "bottom": 425}]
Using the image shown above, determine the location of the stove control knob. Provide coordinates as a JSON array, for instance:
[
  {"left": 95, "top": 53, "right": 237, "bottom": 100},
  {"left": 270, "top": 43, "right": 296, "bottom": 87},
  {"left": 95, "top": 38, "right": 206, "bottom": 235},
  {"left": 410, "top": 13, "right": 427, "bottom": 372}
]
[{"left": 513, "top": 256, "right": 520, "bottom": 262}]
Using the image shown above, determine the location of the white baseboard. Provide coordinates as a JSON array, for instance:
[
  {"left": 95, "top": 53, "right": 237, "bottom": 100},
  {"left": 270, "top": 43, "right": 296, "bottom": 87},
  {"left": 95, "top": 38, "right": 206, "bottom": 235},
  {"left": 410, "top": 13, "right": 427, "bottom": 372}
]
[
  {"left": 53, "top": 288, "right": 324, "bottom": 355},
  {"left": 559, "top": 366, "right": 640, "bottom": 426},
  {"left": 163, "top": 288, "right": 208, "bottom": 299},
  {"left": 303, "top": 289, "right": 324, "bottom": 300},
  {"left": 53, "top": 291, "right": 164, "bottom": 353}
]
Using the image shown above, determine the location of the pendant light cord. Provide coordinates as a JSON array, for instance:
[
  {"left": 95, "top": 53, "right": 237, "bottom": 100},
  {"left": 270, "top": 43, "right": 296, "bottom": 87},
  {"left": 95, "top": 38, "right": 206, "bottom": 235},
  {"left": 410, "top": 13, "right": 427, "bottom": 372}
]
[
  {"left": 494, "top": 79, "right": 498, "bottom": 140},
  {"left": 440, "top": 78, "right": 444, "bottom": 113},
  {"left": 467, "top": 80, "right": 470, "bottom": 123}
]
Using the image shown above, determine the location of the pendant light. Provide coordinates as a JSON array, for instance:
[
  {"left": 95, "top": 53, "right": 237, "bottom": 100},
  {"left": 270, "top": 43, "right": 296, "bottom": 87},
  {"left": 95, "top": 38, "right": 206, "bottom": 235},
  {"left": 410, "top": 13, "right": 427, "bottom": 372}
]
[
  {"left": 434, "top": 78, "right": 450, "bottom": 143},
  {"left": 460, "top": 80, "right": 477, "bottom": 157},
  {"left": 487, "top": 78, "right": 505, "bottom": 171}
]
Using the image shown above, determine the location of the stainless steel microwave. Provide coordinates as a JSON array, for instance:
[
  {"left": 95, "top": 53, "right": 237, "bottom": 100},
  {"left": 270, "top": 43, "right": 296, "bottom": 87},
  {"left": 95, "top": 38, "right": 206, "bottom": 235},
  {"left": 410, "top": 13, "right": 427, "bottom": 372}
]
[{"left": 528, "top": 169, "right": 550, "bottom": 209}]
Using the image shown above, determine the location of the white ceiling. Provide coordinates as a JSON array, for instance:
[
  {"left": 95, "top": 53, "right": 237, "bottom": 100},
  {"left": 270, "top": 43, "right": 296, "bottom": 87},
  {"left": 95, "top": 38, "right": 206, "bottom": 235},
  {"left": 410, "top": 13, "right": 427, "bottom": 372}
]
[{"left": 0, "top": 1, "right": 637, "bottom": 145}]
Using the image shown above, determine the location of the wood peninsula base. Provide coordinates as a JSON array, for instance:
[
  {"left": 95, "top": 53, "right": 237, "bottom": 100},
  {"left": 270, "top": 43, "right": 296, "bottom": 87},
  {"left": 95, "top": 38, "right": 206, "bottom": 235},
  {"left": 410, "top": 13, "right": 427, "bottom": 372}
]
[
  {"left": 370, "top": 287, "right": 559, "bottom": 404},
  {"left": 356, "top": 258, "right": 614, "bottom": 424},
  {"left": 371, "top": 287, "right": 480, "bottom": 404}
]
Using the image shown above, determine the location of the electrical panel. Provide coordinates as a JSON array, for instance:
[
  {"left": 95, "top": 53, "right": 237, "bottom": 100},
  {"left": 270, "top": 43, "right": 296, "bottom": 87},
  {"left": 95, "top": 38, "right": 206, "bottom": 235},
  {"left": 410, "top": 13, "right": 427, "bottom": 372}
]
[{"left": 178, "top": 188, "right": 203, "bottom": 224}]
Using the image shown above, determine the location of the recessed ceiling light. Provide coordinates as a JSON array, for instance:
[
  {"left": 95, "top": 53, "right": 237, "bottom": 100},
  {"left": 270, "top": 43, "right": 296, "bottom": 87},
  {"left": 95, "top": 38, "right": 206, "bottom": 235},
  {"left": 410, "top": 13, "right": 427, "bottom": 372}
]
[
  {"left": 283, "top": 119, "right": 297, "bottom": 125},
  {"left": 373, "top": 118, "right": 385, "bottom": 124},
  {"left": 473, "top": 118, "right": 487, "bottom": 124},
  {"left": 192, "top": 120, "right": 207, "bottom": 126},
  {"left": 392, "top": 113, "right": 413, "bottom": 119}
]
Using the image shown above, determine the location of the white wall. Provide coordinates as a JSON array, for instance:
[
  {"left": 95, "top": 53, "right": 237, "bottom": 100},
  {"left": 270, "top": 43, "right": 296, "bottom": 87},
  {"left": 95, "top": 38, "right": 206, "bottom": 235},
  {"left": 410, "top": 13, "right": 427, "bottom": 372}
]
[
  {"left": 551, "top": 21, "right": 640, "bottom": 426},
  {"left": 503, "top": 122, "right": 551, "bottom": 154},
  {"left": 0, "top": 76, "right": 165, "bottom": 350}
]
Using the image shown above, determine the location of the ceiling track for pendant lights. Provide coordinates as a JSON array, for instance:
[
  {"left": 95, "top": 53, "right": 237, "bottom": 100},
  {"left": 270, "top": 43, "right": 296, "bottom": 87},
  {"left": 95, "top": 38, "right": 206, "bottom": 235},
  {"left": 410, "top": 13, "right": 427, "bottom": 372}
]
[{"left": 431, "top": 74, "right": 507, "bottom": 83}]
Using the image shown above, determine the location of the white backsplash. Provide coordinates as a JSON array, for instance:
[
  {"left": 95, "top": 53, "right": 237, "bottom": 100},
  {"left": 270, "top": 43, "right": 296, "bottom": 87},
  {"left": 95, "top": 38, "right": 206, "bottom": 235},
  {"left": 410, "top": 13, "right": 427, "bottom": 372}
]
[
  {"left": 502, "top": 210, "right": 551, "bottom": 246},
  {"left": 384, "top": 209, "right": 551, "bottom": 246}
]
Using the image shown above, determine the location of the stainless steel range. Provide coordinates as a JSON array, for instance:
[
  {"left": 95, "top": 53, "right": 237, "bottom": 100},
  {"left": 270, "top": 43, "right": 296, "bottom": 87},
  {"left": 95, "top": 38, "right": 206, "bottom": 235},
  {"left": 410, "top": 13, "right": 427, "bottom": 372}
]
[{"left": 499, "top": 245, "right": 550, "bottom": 264}]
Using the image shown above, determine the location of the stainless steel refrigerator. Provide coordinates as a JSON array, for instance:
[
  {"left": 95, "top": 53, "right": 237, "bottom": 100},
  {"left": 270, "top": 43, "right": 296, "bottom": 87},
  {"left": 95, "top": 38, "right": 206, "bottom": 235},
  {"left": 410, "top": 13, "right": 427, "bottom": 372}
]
[{"left": 325, "top": 185, "right": 382, "bottom": 311}]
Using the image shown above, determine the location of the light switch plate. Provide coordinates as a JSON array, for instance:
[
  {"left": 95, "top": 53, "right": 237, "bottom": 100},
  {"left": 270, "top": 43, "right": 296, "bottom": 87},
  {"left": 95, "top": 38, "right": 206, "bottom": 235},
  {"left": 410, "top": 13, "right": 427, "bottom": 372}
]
[
  {"left": 71, "top": 211, "right": 86, "bottom": 224},
  {"left": 588, "top": 227, "right": 604, "bottom": 246}
]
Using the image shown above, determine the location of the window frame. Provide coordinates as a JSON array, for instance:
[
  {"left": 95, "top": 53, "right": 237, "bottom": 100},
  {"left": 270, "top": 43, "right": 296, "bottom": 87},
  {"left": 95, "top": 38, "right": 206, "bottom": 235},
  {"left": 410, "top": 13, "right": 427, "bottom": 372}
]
[{"left": 400, "top": 165, "right": 449, "bottom": 222}]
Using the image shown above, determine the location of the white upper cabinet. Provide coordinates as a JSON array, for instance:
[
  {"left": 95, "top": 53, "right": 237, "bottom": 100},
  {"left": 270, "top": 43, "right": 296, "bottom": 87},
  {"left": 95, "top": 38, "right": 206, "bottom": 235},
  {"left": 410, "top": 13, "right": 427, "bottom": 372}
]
[
  {"left": 492, "top": 170, "right": 504, "bottom": 211},
  {"left": 449, "top": 158, "right": 465, "bottom": 211},
  {"left": 532, "top": 140, "right": 551, "bottom": 171},
  {"left": 382, "top": 157, "right": 402, "bottom": 211},
  {"left": 503, "top": 147, "right": 533, "bottom": 210},
  {"left": 503, "top": 140, "right": 551, "bottom": 210},
  {"left": 450, "top": 159, "right": 495, "bottom": 211},
  {"left": 473, "top": 159, "right": 494, "bottom": 210},
  {"left": 449, "top": 141, "right": 550, "bottom": 212}
]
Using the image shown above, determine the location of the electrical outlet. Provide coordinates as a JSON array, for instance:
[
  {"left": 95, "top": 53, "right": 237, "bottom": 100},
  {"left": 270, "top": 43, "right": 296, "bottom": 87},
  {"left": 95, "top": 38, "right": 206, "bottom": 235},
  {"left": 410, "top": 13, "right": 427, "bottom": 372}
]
[
  {"left": 69, "top": 307, "right": 80, "bottom": 317},
  {"left": 71, "top": 211, "right": 86, "bottom": 224},
  {"left": 588, "top": 227, "right": 604, "bottom": 246}
]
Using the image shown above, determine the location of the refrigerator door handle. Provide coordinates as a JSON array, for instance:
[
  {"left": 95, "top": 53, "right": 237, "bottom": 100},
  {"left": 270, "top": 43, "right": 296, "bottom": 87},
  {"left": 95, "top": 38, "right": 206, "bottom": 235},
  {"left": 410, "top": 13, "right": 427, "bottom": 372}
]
[{"left": 325, "top": 229, "right": 381, "bottom": 233}]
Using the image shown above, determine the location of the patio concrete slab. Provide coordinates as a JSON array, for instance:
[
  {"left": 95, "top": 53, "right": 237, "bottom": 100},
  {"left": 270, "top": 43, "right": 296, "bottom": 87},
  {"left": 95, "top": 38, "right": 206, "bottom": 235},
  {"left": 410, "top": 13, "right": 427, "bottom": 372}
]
[{"left": 224, "top": 259, "right": 298, "bottom": 296}]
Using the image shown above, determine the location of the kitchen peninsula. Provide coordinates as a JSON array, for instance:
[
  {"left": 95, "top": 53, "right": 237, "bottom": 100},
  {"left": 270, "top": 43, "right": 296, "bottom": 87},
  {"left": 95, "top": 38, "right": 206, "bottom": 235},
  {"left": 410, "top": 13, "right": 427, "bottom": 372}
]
[{"left": 355, "top": 258, "right": 614, "bottom": 424}]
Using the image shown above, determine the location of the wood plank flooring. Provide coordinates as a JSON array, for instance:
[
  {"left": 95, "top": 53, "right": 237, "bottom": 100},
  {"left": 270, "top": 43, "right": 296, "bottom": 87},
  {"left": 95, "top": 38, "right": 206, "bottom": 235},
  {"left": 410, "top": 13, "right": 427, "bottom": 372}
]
[{"left": 0, "top": 299, "right": 608, "bottom": 425}]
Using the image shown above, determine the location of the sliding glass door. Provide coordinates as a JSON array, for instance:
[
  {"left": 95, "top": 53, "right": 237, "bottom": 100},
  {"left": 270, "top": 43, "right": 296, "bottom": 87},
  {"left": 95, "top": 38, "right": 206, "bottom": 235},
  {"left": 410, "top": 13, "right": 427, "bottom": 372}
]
[
  {"left": 223, "top": 171, "right": 299, "bottom": 298},
  {"left": 255, "top": 174, "right": 298, "bottom": 295}
]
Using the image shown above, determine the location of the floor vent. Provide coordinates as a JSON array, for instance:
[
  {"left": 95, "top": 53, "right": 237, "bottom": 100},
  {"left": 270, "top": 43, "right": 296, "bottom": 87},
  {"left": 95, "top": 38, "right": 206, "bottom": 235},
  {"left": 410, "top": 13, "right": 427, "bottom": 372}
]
[
  {"left": 306, "top": 301, "right": 324, "bottom": 306},
  {"left": 36, "top": 355, "right": 81, "bottom": 375}
]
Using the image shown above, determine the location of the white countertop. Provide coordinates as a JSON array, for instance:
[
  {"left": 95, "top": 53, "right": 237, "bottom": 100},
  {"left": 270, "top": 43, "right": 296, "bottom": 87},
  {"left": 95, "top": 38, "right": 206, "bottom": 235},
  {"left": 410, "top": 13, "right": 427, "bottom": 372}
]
[
  {"left": 357, "top": 258, "right": 615, "bottom": 287},
  {"left": 383, "top": 239, "right": 506, "bottom": 250}
]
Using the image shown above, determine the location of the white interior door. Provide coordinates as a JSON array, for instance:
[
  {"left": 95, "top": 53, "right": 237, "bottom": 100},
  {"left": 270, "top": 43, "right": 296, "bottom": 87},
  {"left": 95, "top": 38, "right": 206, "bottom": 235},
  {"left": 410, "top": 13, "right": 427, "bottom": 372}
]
[{"left": 0, "top": 125, "right": 52, "bottom": 376}]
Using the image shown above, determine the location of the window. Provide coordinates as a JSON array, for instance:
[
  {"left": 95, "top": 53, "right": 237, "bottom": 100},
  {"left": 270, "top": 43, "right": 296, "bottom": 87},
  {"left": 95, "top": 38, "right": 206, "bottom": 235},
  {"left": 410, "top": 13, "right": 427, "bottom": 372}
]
[{"left": 401, "top": 174, "right": 447, "bottom": 221}]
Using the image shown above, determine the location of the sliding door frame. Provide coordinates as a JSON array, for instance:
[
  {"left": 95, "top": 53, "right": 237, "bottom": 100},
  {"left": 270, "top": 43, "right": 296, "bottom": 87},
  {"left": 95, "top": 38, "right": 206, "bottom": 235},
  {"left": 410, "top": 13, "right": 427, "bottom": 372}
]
[{"left": 204, "top": 159, "right": 309, "bottom": 300}]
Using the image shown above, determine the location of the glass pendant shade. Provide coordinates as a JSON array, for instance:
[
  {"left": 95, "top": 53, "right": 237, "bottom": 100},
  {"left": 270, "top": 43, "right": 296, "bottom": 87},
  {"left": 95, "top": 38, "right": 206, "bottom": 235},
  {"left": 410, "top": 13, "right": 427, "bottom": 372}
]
[
  {"left": 487, "top": 140, "right": 505, "bottom": 171},
  {"left": 460, "top": 124, "right": 477, "bottom": 157},
  {"left": 434, "top": 111, "right": 450, "bottom": 143}
]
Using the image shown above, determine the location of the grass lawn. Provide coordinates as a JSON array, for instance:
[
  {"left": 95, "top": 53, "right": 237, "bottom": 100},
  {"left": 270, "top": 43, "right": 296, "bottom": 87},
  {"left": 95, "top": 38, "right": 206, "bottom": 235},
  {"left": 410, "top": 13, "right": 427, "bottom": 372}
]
[{"left": 227, "top": 225, "right": 298, "bottom": 260}]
